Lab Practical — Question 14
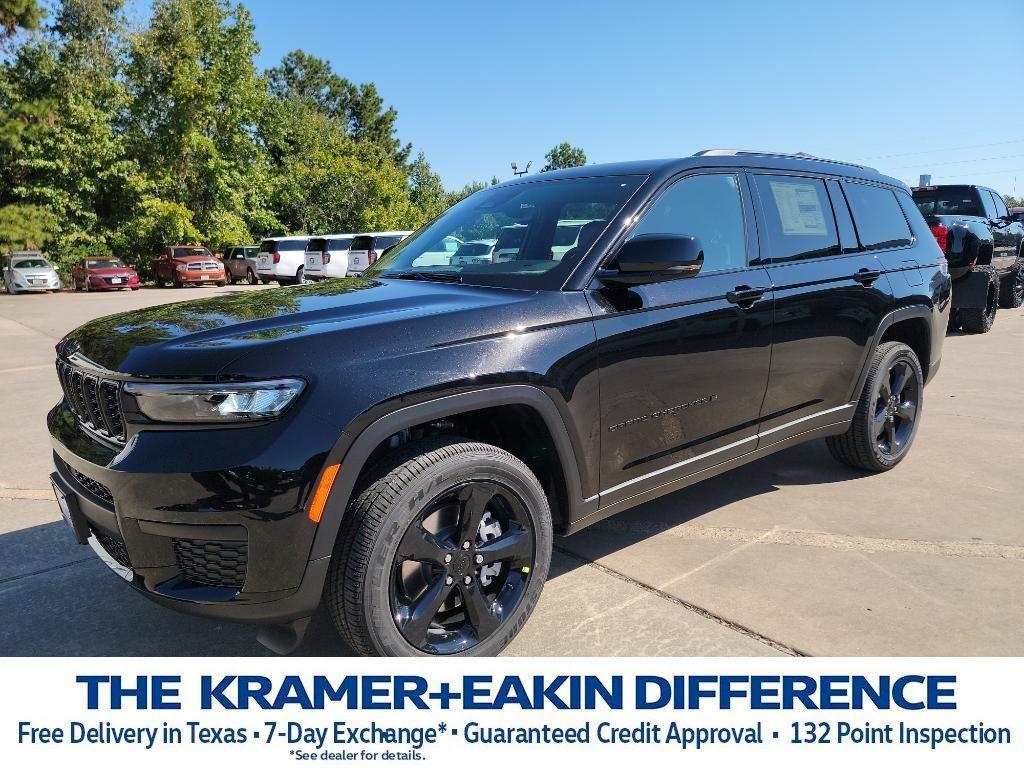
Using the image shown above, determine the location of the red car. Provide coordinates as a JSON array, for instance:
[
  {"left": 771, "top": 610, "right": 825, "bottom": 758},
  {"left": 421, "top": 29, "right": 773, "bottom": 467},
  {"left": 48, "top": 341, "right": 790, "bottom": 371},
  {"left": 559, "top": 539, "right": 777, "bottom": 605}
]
[
  {"left": 152, "top": 245, "right": 226, "bottom": 288},
  {"left": 72, "top": 257, "right": 141, "bottom": 292}
]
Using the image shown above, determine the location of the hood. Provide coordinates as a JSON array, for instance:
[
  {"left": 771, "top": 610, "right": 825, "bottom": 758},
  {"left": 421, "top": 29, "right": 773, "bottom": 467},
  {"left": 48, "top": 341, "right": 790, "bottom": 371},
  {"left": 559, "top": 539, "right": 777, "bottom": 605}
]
[
  {"left": 13, "top": 267, "right": 57, "bottom": 278},
  {"left": 60, "top": 277, "right": 537, "bottom": 376}
]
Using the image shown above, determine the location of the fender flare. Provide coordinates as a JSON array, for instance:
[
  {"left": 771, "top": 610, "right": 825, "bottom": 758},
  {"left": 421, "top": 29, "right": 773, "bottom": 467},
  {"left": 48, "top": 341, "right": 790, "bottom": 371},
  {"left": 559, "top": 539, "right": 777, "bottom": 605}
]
[
  {"left": 308, "top": 385, "right": 590, "bottom": 559},
  {"left": 848, "top": 305, "right": 934, "bottom": 402}
]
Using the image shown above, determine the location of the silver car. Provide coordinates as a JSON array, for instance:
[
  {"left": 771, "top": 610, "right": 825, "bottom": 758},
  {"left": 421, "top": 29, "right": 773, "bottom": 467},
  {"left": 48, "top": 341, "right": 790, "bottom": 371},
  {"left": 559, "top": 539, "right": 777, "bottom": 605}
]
[
  {"left": 223, "top": 245, "right": 259, "bottom": 284},
  {"left": 3, "top": 252, "right": 62, "bottom": 293}
]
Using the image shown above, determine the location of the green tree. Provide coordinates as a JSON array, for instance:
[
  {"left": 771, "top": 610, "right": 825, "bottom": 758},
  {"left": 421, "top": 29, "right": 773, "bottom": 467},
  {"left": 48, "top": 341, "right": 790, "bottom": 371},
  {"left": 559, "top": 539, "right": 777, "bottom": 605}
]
[
  {"left": 0, "top": 0, "right": 40, "bottom": 41},
  {"left": 0, "top": 0, "right": 140, "bottom": 272},
  {"left": 267, "top": 49, "right": 410, "bottom": 166},
  {"left": 408, "top": 152, "right": 450, "bottom": 224},
  {"left": 1005, "top": 195, "right": 1022, "bottom": 208},
  {"left": 541, "top": 142, "right": 587, "bottom": 172},
  {"left": 123, "top": 0, "right": 272, "bottom": 251}
]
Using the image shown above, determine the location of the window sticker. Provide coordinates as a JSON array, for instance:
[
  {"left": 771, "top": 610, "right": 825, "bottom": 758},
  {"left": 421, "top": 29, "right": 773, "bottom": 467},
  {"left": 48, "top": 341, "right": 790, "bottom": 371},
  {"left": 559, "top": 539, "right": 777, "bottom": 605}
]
[{"left": 769, "top": 181, "right": 828, "bottom": 236}]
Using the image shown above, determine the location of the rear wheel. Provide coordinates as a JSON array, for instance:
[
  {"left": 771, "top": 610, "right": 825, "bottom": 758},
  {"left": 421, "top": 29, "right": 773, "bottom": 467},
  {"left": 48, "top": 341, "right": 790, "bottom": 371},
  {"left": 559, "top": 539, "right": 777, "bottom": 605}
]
[
  {"left": 247, "top": 268, "right": 258, "bottom": 285},
  {"left": 960, "top": 271, "right": 998, "bottom": 333},
  {"left": 326, "top": 438, "right": 552, "bottom": 657},
  {"left": 295, "top": 266, "right": 305, "bottom": 285},
  {"left": 826, "top": 341, "right": 923, "bottom": 472}
]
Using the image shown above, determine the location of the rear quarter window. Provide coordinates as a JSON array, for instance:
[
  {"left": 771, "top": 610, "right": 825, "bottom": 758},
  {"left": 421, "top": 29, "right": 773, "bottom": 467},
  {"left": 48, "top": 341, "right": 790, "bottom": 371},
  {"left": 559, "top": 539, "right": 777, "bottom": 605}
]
[
  {"left": 350, "top": 236, "right": 373, "bottom": 251},
  {"left": 278, "top": 239, "right": 307, "bottom": 251},
  {"left": 330, "top": 238, "right": 354, "bottom": 250},
  {"left": 306, "top": 238, "right": 327, "bottom": 252},
  {"left": 843, "top": 182, "right": 913, "bottom": 250}
]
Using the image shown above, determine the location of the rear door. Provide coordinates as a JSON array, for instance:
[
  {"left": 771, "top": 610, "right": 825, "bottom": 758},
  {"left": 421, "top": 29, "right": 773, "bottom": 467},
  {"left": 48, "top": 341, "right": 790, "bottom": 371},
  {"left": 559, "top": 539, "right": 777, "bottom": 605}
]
[
  {"left": 591, "top": 171, "right": 774, "bottom": 507},
  {"left": 750, "top": 173, "right": 895, "bottom": 440},
  {"left": 347, "top": 235, "right": 373, "bottom": 272},
  {"left": 257, "top": 239, "right": 275, "bottom": 272}
]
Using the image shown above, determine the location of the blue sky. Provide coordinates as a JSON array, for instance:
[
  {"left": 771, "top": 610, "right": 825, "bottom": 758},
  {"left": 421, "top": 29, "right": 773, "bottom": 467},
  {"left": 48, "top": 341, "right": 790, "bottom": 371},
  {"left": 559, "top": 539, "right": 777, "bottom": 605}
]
[{"left": 236, "top": 0, "right": 1023, "bottom": 195}]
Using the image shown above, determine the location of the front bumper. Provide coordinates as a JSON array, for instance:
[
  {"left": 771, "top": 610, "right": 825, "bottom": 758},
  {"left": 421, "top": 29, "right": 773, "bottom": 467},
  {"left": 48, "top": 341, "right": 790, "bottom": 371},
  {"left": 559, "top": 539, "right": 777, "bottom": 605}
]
[
  {"left": 47, "top": 399, "right": 337, "bottom": 625},
  {"left": 88, "top": 275, "right": 140, "bottom": 290}
]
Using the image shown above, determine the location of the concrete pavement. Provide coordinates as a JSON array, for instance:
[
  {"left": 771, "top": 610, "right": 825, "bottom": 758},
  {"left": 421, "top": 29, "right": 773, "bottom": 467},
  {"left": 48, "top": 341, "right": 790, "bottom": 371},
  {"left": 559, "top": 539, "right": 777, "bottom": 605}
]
[{"left": 1, "top": 285, "right": 1021, "bottom": 656}]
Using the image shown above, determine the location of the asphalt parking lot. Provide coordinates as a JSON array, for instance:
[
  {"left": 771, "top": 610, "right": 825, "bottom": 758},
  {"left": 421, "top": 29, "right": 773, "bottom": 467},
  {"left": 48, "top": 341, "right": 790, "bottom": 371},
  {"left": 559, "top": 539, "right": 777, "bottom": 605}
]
[{"left": 1, "top": 284, "right": 1022, "bottom": 656}]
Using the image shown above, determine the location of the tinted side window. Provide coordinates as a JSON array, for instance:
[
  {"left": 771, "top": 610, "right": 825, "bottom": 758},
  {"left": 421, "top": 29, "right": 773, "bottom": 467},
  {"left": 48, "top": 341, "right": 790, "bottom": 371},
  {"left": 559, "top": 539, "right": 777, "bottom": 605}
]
[
  {"left": 306, "top": 238, "right": 327, "bottom": 252},
  {"left": 631, "top": 173, "right": 747, "bottom": 273},
  {"left": 980, "top": 190, "right": 999, "bottom": 218},
  {"left": 330, "top": 238, "right": 353, "bottom": 250},
  {"left": 843, "top": 182, "right": 913, "bottom": 250},
  {"left": 350, "top": 236, "right": 373, "bottom": 251},
  {"left": 990, "top": 192, "right": 1009, "bottom": 219},
  {"left": 752, "top": 175, "right": 838, "bottom": 262},
  {"left": 279, "top": 239, "right": 307, "bottom": 251},
  {"left": 258, "top": 240, "right": 274, "bottom": 252}
]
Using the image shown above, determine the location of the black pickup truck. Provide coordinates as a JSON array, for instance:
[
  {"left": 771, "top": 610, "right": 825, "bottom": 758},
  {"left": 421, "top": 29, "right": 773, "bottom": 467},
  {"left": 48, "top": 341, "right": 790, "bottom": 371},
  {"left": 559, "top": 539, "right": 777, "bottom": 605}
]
[{"left": 912, "top": 185, "right": 1024, "bottom": 332}]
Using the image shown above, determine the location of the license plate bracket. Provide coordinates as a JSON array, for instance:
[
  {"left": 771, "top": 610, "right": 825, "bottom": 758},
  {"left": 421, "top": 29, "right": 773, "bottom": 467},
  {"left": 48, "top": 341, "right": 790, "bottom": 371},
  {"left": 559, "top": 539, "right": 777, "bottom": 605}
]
[{"left": 51, "top": 476, "right": 89, "bottom": 545}]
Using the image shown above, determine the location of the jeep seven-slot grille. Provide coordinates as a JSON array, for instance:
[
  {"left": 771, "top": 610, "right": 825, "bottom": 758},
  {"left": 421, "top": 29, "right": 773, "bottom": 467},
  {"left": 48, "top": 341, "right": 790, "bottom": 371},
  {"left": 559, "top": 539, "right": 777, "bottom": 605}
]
[
  {"left": 56, "top": 359, "right": 126, "bottom": 442},
  {"left": 173, "top": 539, "right": 248, "bottom": 588}
]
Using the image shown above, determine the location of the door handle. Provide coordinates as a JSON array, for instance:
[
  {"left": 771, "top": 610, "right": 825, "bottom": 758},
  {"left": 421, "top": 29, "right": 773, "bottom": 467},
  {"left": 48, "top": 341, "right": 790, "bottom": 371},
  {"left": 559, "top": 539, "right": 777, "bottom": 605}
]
[
  {"left": 853, "top": 268, "right": 882, "bottom": 286},
  {"left": 726, "top": 285, "right": 767, "bottom": 307}
]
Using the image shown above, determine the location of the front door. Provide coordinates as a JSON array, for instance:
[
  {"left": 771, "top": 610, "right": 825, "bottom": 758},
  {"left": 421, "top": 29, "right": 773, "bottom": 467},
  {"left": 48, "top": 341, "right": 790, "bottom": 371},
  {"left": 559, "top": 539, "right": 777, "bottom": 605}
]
[{"left": 589, "top": 172, "right": 774, "bottom": 508}]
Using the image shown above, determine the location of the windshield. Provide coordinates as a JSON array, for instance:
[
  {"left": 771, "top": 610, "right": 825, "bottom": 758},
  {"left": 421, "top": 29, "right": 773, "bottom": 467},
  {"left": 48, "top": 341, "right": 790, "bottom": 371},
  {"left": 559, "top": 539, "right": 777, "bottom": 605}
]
[
  {"left": 12, "top": 258, "right": 49, "bottom": 269},
  {"left": 367, "top": 175, "right": 645, "bottom": 288},
  {"left": 86, "top": 259, "right": 125, "bottom": 269},
  {"left": 912, "top": 187, "right": 980, "bottom": 216},
  {"left": 173, "top": 247, "right": 212, "bottom": 258}
]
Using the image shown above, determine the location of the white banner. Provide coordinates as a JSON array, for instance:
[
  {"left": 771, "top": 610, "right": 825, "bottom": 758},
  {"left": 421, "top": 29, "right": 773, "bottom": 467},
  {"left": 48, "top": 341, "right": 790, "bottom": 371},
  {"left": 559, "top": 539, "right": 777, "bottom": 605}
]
[{"left": 1, "top": 657, "right": 1020, "bottom": 766}]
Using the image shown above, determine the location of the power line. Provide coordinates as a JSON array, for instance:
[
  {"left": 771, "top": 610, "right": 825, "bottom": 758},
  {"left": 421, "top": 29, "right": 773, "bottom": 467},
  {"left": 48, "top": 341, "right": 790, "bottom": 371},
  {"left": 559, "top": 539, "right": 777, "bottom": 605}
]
[
  {"left": 883, "top": 152, "right": 1024, "bottom": 171},
  {"left": 855, "top": 138, "right": 1024, "bottom": 162}
]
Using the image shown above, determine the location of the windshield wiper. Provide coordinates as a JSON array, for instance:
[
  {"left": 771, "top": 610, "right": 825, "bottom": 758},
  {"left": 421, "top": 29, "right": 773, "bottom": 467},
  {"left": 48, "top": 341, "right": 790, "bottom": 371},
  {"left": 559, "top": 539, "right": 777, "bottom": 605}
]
[{"left": 384, "top": 271, "right": 464, "bottom": 283}]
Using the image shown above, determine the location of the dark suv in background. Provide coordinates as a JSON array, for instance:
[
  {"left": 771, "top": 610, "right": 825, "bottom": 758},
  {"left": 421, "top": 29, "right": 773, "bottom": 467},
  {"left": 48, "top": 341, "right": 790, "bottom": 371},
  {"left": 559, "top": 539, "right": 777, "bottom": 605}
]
[{"left": 48, "top": 150, "right": 950, "bottom": 657}]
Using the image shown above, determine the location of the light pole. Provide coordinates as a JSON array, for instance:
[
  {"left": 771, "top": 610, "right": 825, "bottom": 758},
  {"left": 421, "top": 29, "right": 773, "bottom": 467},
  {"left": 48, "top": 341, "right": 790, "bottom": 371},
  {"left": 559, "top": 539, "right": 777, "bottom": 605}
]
[{"left": 511, "top": 161, "right": 532, "bottom": 178}]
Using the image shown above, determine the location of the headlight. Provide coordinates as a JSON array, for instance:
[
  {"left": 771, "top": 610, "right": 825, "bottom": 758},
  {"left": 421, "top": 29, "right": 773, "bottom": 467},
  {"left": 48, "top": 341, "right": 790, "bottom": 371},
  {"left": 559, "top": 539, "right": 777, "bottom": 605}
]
[
  {"left": 176, "top": 263, "right": 188, "bottom": 271},
  {"left": 124, "top": 379, "right": 305, "bottom": 422}
]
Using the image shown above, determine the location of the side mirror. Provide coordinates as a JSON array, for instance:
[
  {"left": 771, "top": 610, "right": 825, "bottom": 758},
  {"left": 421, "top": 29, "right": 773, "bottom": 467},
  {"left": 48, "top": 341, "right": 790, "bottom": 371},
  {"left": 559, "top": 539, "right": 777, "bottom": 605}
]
[{"left": 599, "top": 234, "right": 704, "bottom": 287}]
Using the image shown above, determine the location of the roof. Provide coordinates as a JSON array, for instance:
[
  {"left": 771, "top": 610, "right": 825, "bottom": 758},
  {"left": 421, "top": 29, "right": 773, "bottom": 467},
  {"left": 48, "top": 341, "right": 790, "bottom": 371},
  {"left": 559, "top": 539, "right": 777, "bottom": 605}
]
[{"left": 500, "top": 150, "right": 906, "bottom": 190}]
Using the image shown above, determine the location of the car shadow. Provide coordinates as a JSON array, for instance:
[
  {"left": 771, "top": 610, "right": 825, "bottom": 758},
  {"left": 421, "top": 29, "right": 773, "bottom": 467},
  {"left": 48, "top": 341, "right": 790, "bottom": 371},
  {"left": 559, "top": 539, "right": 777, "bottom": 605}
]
[
  {"left": 1, "top": 439, "right": 861, "bottom": 657},
  {"left": 0, "top": 520, "right": 355, "bottom": 656},
  {"left": 554, "top": 438, "right": 867, "bottom": 568}
]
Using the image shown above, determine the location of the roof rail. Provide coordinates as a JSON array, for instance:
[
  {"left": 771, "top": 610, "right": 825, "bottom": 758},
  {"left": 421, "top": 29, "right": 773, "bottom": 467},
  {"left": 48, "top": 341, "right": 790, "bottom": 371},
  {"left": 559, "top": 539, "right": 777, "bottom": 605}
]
[{"left": 693, "top": 149, "right": 876, "bottom": 172}]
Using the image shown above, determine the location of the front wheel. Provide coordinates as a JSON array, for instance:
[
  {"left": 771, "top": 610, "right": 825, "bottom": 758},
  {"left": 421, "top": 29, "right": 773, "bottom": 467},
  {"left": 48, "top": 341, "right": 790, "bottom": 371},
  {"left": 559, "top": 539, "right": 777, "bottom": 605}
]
[
  {"left": 998, "top": 263, "right": 1024, "bottom": 309},
  {"left": 826, "top": 341, "right": 924, "bottom": 472},
  {"left": 326, "top": 438, "right": 552, "bottom": 657}
]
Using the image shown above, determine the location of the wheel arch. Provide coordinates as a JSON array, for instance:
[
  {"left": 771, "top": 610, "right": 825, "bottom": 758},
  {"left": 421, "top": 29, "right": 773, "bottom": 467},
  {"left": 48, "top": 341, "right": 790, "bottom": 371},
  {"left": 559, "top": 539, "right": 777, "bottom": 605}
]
[
  {"left": 309, "top": 385, "right": 590, "bottom": 560},
  {"left": 850, "top": 305, "right": 935, "bottom": 401}
]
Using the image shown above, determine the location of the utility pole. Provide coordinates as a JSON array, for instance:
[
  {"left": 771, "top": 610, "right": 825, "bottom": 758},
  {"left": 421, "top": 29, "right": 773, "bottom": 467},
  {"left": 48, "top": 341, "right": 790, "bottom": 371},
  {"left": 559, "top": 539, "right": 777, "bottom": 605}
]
[{"left": 511, "top": 161, "right": 532, "bottom": 178}]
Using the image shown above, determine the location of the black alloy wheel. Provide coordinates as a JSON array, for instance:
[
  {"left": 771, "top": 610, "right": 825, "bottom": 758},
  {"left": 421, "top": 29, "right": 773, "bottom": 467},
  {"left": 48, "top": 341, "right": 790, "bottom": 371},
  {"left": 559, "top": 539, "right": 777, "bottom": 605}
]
[
  {"left": 1000, "top": 265, "right": 1024, "bottom": 309},
  {"left": 872, "top": 358, "right": 919, "bottom": 459},
  {"left": 390, "top": 480, "right": 535, "bottom": 655},
  {"left": 826, "top": 341, "right": 923, "bottom": 472},
  {"left": 327, "top": 438, "right": 552, "bottom": 657}
]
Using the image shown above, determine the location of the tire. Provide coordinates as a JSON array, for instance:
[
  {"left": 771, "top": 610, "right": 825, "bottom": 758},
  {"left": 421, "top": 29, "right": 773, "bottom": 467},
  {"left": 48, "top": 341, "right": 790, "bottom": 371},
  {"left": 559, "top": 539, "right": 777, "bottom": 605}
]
[
  {"left": 260, "top": 276, "right": 271, "bottom": 285},
  {"left": 295, "top": 266, "right": 305, "bottom": 284},
  {"left": 959, "top": 269, "right": 998, "bottom": 334},
  {"left": 826, "top": 341, "right": 924, "bottom": 473},
  {"left": 227, "top": 272, "right": 237, "bottom": 285},
  {"left": 154, "top": 275, "right": 165, "bottom": 288},
  {"left": 172, "top": 274, "right": 183, "bottom": 288},
  {"left": 216, "top": 280, "right": 227, "bottom": 287},
  {"left": 998, "top": 261, "right": 1023, "bottom": 309},
  {"left": 326, "top": 437, "right": 552, "bottom": 657},
  {"left": 247, "top": 268, "right": 258, "bottom": 285}
]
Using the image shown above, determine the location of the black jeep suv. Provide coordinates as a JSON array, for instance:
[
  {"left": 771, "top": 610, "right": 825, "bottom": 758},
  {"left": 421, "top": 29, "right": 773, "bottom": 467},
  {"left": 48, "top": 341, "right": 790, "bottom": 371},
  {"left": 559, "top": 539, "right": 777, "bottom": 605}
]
[{"left": 48, "top": 150, "right": 951, "bottom": 656}]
